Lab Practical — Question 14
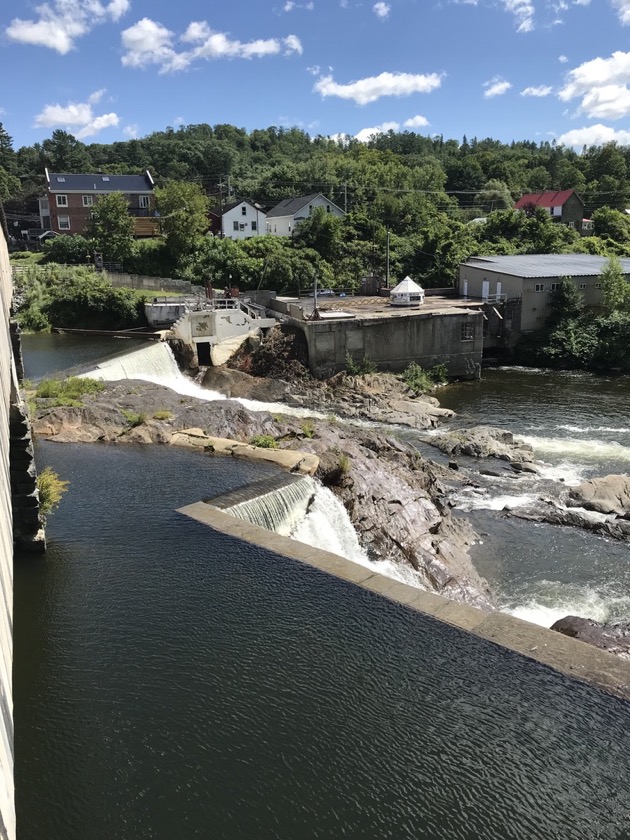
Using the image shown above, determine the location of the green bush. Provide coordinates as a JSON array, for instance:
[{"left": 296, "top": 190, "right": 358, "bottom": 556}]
[
  {"left": 249, "top": 434, "right": 278, "bottom": 449},
  {"left": 36, "top": 377, "right": 104, "bottom": 405},
  {"left": 37, "top": 467, "right": 69, "bottom": 516},
  {"left": 345, "top": 353, "right": 378, "bottom": 375},
  {"left": 400, "top": 363, "right": 434, "bottom": 394},
  {"left": 121, "top": 410, "right": 147, "bottom": 427}
]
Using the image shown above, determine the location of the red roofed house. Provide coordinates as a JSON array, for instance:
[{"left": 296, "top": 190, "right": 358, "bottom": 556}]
[{"left": 514, "top": 190, "right": 586, "bottom": 233}]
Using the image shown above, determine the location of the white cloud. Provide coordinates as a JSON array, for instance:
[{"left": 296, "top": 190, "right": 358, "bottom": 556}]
[
  {"left": 373, "top": 2, "right": 391, "bottom": 18},
  {"left": 502, "top": 0, "right": 535, "bottom": 32},
  {"left": 34, "top": 92, "right": 119, "bottom": 139},
  {"left": 404, "top": 115, "right": 430, "bottom": 128},
  {"left": 611, "top": 0, "right": 630, "bottom": 25},
  {"left": 556, "top": 123, "right": 630, "bottom": 147},
  {"left": 313, "top": 71, "right": 443, "bottom": 105},
  {"left": 123, "top": 124, "right": 139, "bottom": 138},
  {"left": 121, "top": 18, "right": 302, "bottom": 71},
  {"left": 355, "top": 122, "right": 400, "bottom": 142},
  {"left": 483, "top": 77, "right": 512, "bottom": 97},
  {"left": 559, "top": 51, "right": 630, "bottom": 100},
  {"left": 521, "top": 84, "right": 553, "bottom": 96},
  {"left": 6, "top": 0, "right": 130, "bottom": 54},
  {"left": 578, "top": 84, "right": 630, "bottom": 119},
  {"left": 283, "top": 1, "right": 314, "bottom": 9},
  {"left": 559, "top": 54, "right": 568, "bottom": 63}
]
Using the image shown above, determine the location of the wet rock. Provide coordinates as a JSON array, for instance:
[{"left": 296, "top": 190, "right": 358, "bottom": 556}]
[
  {"left": 431, "top": 425, "right": 536, "bottom": 463},
  {"left": 551, "top": 616, "right": 630, "bottom": 661},
  {"left": 568, "top": 474, "right": 630, "bottom": 517}
]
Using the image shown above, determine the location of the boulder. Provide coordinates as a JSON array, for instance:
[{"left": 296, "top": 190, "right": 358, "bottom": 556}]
[
  {"left": 551, "top": 615, "right": 630, "bottom": 660},
  {"left": 568, "top": 474, "right": 630, "bottom": 517},
  {"left": 431, "top": 425, "right": 535, "bottom": 463}
]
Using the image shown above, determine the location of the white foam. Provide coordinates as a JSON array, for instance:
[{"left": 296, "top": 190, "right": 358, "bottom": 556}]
[
  {"left": 451, "top": 490, "right": 539, "bottom": 512},
  {"left": 519, "top": 434, "right": 630, "bottom": 463},
  {"left": 555, "top": 424, "right": 630, "bottom": 435}
]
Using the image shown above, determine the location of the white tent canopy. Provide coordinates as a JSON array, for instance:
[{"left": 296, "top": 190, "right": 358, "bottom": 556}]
[{"left": 390, "top": 276, "right": 425, "bottom": 306}]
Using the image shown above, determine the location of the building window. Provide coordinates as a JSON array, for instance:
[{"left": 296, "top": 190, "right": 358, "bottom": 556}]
[
  {"left": 326, "top": 204, "right": 331, "bottom": 212},
  {"left": 241, "top": 205, "right": 247, "bottom": 216},
  {"left": 240, "top": 223, "right": 246, "bottom": 231},
  {"left": 82, "top": 195, "right": 93, "bottom": 207},
  {"left": 139, "top": 195, "right": 150, "bottom": 209},
  {"left": 568, "top": 221, "right": 575, "bottom": 228},
  {"left": 101, "top": 176, "right": 110, "bottom": 182},
  {"left": 251, "top": 221, "right": 257, "bottom": 232},
  {"left": 579, "top": 283, "right": 587, "bottom": 290},
  {"left": 534, "top": 283, "right": 545, "bottom": 292},
  {"left": 461, "top": 322, "right": 474, "bottom": 341},
  {"left": 56, "top": 176, "right": 66, "bottom": 183},
  {"left": 550, "top": 282, "right": 560, "bottom": 291},
  {"left": 56, "top": 194, "right": 68, "bottom": 207},
  {"left": 58, "top": 215, "right": 70, "bottom": 230},
  {"left": 233, "top": 221, "right": 239, "bottom": 231},
  {"left": 595, "top": 282, "right": 602, "bottom": 288}
]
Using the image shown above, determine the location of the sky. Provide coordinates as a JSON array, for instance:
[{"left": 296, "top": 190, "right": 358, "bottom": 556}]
[{"left": 1, "top": 0, "right": 630, "bottom": 151}]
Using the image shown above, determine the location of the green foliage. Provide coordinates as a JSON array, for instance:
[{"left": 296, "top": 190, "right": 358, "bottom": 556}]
[
  {"left": 44, "top": 234, "right": 94, "bottom": 265},
  {"left": 36, "top": 376, "right": 104, "bottom": 404},
  {"left": 37, "top": 467, "right": 69, "bottom": 516},
  {"left": 153, "top": 409, "right": 173, "bottom": 420},
  {"left": 600, "top": 255, "right": 630, "bottom": 313},
  {"left": 337, "top": 453, "right": 351, "bottom": 474},
  {"left": 548, "top": 277, "right": 584, "bottom": 323},
  {"left": 155, "top": 181, "right": 209, "bottom": 261},
  {"left": 300, "top": 419, "right": 315, "bottom": 438},
  {"left": 121, "top": 409, "right": 147, "bottom": 427},
  {"left": 249, "top": 434, "right": 278, "bottom": 449},
  {"left": 16, "top": 265, "right": 147, "bottom": 331},
  {"left": 400, "top": 362, "right": 447, "bottom": 394},
  {"left": 345, "top": 353, "right": 378, "bottom": 375},
  {"left": 90, "top": 192, "right": 135, "bottom": 261}
]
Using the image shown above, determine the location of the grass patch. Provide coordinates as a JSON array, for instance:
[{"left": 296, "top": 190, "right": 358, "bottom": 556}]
[
  {"left": 35, "top": 376, "right": 104, "bottom": 405},
  {"left": 345, "top": 353, "right": 378, "bottom": 375},
  {"left": 300, "top": 419, "right": 315, "bottom": 438},
  {"left": 249, "top": 434, "right": 278, "bottom": 449},
  {"left": 337, "top": 453, "right": 351, "bottom": 474},
  {"left": 153, "top": 409, "right": 173, "bottom": 421},
  {"left": 37, "top": 467, "right": 69, "bottom": 516},
  {"left": 121, "top": 409, "right": 147, "bottom": 427}
]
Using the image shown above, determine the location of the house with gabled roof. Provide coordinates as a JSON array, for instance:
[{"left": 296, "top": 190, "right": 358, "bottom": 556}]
[
  {"left": 514, "top": 189, "right": 585, "bottom": 232},
  {"left": 265, "top": 193, "right": 345, "bottom": 236},
  {"left": 208, "top": 200, "right": 266, "bottom": 240},
  {"left": 39, "top": 168, "right": 159, "bottom": 238}
]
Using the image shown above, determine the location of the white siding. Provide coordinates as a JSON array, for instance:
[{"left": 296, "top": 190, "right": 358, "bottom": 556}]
[{"left": 221, "top": 204, "right": 266, "bottom": 240}]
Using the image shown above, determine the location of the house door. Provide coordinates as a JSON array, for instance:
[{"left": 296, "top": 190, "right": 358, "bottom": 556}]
[
  {"left": 496, "top": 280, "right": 502, "bottom": 299},
  {"left": 481, "top": 280, "right": 490, "bottom": 300},
  {"left": 462, "top": 278, "right": 468, "bottom": 298}
]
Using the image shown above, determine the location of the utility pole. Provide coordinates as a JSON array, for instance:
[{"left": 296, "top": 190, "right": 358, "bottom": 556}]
[
  {"left": 386, "top": 226, "right": 390, "bottom": 288},
  {"left": 344, "top": 183, "right": 347, "bottom": 213}
]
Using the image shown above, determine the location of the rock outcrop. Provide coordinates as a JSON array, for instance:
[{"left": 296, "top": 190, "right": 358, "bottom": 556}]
[
  {"left": 431, "top": 425, "right": 537, "bottom": 464},
  {"left": 551, "top": 615, "right": 630, "bottom": 661},
  {"left": 568, "top": 474, "right": 630, "bottom": 517},
  {"left": 32, "top": 379, "right": 494, "bottom": 610}
]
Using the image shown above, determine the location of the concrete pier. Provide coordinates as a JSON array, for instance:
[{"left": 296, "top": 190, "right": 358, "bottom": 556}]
[{"left": 178, "top": 501, "right": 630, "bottom": 702}]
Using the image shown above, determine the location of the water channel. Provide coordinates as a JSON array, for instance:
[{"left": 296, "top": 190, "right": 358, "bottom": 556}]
[{"left": 14, "top": 336, "right": 630, "bottom": 839}]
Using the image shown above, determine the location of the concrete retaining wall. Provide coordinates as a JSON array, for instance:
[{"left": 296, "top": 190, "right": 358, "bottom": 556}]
[
  {"left": 299, "top": 309, "right": 484, "bottom": 378},
  {"left": 178, "top": 503, "right": 630, "bottom": 702},
  {"left": 106, "top": 272, "right": 193, "bottom": 294},
  {"left": 0, "top": 218, "right": 17, "bottom": 840}
]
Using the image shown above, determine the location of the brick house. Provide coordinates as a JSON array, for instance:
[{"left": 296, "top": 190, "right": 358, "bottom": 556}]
[
  {"left": 39, "top": 169, "right": 159, "bottom": 238},
  {"left": 514, "top": 189, "right": 586, "bottom": 233}
]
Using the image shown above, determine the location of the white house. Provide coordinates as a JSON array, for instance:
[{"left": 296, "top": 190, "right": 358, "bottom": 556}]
[
  {"left": 390, "top": 277, "right": 425, "bottom": 307},
  {"left": 210, "top": 201, "right": 266, "bottom": 240},
  {"left": 265, "top": 193, "right": 345, "bottom": 236}
]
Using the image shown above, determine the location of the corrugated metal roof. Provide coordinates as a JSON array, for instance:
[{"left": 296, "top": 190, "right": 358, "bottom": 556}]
[
  {"left": 461, "top": 254, "right": 630, "bottom": 278},
  {"left": 47, "top": 172, "right": 153, "bottom": 192},
  {"left": 514, "top": 190, "right": 576, "bottom": 209}
]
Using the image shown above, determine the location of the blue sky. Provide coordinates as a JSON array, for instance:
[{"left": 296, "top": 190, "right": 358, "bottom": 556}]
[{"left": 1, "top": 0, "right": 630, "bottom": 151}]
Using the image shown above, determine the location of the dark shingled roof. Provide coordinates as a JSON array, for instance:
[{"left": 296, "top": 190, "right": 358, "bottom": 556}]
[
  {"left": 47, "top": 171, "right": 154, "bottom": 193},
  {"left": 266, "top": 194, "right": 323, "bottom": 218}
]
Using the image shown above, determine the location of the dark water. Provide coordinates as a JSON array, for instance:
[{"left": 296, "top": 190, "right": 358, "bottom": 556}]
[
  {"left": 15, "top": 441, "right": 630, "bottom": 840},
  {"left": 21, "top": 333, "right": 146, "bottom": 381}
]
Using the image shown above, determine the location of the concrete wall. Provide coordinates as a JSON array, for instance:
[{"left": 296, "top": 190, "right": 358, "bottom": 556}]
[
  {"left": 299, "top": 309, "right": 484, "bottom": 378},
  {"left": 106, "top": 273, "right": 193, "bottom": 294},
  {"left": 0, "top": 217, "right": 17, "bottom": 840}
]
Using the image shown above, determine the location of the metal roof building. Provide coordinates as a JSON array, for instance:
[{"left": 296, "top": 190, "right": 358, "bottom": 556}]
[{"left": 461, "top": 254, "right": 630, "bottom": 278}]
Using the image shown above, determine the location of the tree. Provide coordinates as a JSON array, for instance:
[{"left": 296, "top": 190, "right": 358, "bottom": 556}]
[
  {"left": 474, "top": 180, "right": 514, "bottom": 213},
  {"left": 292, "top": 207, "right": 343, "bottom": 263},
  {"left": 90, "top": 192, "right": 135, "bottom": 261},
  {"left": 600, "top": 255, "right": 630, "bottom": 313},
  {"left": 548, "top": 277, "right": 583, "bottom": 323},
  {"left": 42, "top": 130, "right": 92, "bottom": 172},
  {"left": 0, "top": 123, "right": 16, "bottom": 174},
  {"left": 154, "top": 181, "right": 209, "bottom": 262}
]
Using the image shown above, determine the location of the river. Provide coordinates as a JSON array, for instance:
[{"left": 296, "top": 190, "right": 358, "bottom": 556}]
[{"left": 14, "top": 336, "right": 630, "bottom": 839}]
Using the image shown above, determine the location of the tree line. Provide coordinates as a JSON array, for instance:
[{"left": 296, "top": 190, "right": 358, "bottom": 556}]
[{"left": 6, "top": 121, "right": 630, "bottom": 289}]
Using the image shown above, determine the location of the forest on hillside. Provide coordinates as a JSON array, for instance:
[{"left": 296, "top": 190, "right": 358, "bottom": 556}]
[{"left": 4, "top": 121, "right": 630, "bottom": 289}]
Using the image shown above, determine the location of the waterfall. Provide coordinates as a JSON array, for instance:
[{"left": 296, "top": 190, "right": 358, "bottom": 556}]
[
  {"left": 210, "top": 475, "right": 317, "bottom": 537},
  {"left": 80, "top": 342, "right": 325, "bottom": 419}
]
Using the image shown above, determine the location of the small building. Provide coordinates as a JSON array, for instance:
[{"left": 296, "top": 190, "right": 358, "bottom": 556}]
[
  {"left": 390, "top": 277, "right": 425, "bottom": 307},
  {"left": 514, "top": 190, "right": 585, "bottom": 232},
  {"left": 39, "top": 169, "right": 159, "bottom": 238},
  {"left": 209, "top": 200, "right": 266, "bottom": 240},
  {"left": 265, "top": 193, "right": 345, "bottom": 236},
  {"left": 458, "top": 254, "right": 630, "bottom": 332}
]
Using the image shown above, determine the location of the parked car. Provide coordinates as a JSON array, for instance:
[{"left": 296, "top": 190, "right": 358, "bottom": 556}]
[{"left": 308, "top": 289, "right": 336, "bottom": 297}]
